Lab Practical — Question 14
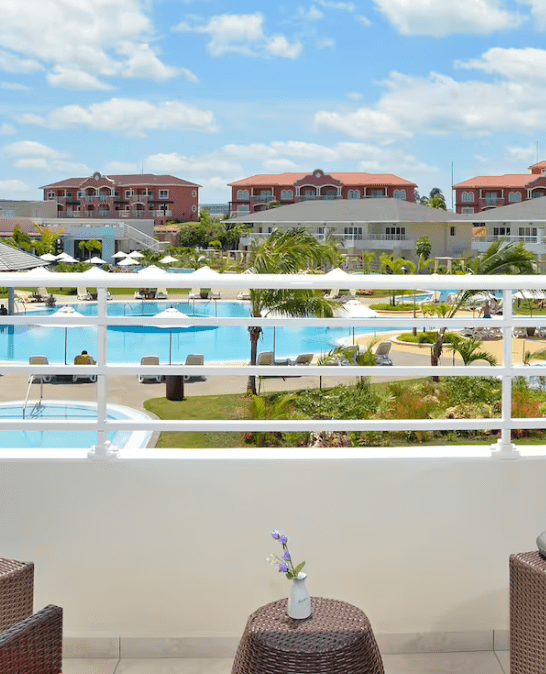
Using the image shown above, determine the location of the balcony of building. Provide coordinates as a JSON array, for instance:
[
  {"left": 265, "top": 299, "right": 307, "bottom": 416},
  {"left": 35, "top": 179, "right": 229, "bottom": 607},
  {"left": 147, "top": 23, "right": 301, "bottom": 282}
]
[
  {"left": 3, "top": 272, "right": 545, "bottom": 674},
  {"left": 472, "top": 234, "right": 546, "bottom": 254},
  {"left": 478, "top": 197, "right": 505, "bottom": 209}
]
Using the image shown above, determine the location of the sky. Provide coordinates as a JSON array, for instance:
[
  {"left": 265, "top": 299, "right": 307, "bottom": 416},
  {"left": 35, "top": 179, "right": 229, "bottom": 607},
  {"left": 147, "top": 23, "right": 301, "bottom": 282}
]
[{"left": 1, "top": 0, "right": 546, "bottom": 207}]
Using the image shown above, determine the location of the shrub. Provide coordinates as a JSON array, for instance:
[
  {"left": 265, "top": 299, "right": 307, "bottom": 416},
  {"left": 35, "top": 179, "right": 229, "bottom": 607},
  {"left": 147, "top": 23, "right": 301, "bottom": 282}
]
[{"left": 369, "top": 303, "right": 416, "bottom": 311}]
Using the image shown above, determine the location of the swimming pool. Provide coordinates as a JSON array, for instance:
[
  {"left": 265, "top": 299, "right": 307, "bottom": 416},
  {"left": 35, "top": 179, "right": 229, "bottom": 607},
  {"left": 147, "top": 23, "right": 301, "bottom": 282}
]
[
  {"left": 0, "top": 401, "right": 152, "bottom": 449},
  {"left": 1, "top": 301, "right": 391, "bottom": 364}
]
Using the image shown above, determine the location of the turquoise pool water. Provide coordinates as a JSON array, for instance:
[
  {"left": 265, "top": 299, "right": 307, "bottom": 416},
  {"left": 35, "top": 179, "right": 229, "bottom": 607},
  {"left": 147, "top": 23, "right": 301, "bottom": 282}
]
[
  {"left": 1, "top": 301, "right": 390, "bottom": 364},
  {"left": 0, "top": 401, "right": 152, "bottom": 449}
]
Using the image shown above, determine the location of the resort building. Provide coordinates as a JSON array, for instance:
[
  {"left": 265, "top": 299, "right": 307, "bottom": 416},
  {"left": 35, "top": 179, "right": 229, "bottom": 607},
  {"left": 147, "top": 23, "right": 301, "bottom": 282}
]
[
  {"left": 229, "top": 168, "right": 417, "bottom": 217},
  {"left": 0, "top": 199, "right": 56, "bottom": 219},
  {"left": 453, "top": 161, "right": 546, "bottom": 214},
  {"left": 227, "top": 198, "right": 472, "bottom": 265},
  {"left": 40, "top": 171, "right": 201, "bottom": 226}
]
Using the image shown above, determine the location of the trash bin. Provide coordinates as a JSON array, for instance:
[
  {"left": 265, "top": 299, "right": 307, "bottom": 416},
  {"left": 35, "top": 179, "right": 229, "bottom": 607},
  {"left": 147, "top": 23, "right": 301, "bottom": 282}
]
[{"left": 166, "top": 375, "right": 185, "bottom": 401}]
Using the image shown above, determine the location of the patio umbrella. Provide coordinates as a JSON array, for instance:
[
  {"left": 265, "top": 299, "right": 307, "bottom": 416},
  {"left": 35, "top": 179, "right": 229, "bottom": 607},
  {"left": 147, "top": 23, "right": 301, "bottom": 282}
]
[
  {"left": 154, "top": 307, "right": 192, "bottom": 365},
  {"left": 335, "top": 300, "right": 378, "bottom": 345},
  {"left": 159, "top": 255, "right": 178, "bottom": 264},
  {"left": 40, "top": 305, "right": 89, "bottom": 364},
  {"left": 189, "top": 265, "right": 221, "bottom": 279},
  {"left": 56, "top": 252, "right": 78, "bottom": 263},
  {"left": 88, "top": 256, "right": 106, "bottom": 264},
  {"left": 23, "top": 266, "right": 51, "bottom": 277},
  {"left": 118, "top": 257, "right": 139, "bottom": 266},
  {"left": 137, "top": 265, "right": 167, "bottom": 277},
  {"left": 128, "top": 250, "right": 145, "bottom": 258},
  {"left": 112, "top": 251, "right": 128, "bottom": 259},
  {"left": 39, "top": 253, "right": 57, "bottom": 262},
  {"left": 82, "top": 267, "right": 110, "bottom": 277}
]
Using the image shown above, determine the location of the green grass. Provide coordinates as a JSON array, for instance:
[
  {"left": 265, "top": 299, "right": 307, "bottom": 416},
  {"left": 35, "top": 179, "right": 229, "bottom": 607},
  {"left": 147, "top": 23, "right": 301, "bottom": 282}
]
[{"left": 144, "top": 393, "right": 249, "bottom": 448}]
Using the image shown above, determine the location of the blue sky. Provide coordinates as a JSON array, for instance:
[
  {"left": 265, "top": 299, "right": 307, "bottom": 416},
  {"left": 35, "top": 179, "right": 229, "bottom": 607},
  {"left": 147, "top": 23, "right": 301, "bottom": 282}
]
[{"left": 1, "top": 0, "right": 546, "bottom": 206}]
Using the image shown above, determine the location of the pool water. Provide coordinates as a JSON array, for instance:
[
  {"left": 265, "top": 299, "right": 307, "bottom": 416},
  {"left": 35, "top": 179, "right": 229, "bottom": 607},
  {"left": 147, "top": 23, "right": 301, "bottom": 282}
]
[
  {"left": 0, "top": 401, "right": 151, "bottom": 449},
  {"left": 1, "top": 301, "right": 391, "bottom": 364}
]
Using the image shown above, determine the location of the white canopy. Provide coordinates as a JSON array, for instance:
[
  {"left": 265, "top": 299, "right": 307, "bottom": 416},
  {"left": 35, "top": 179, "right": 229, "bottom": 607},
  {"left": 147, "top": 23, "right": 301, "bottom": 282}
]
[
  {"left": 88, "top": 256, "right": 106, "bottom": 264},
  {"left": 190, "top": 266, "right": 220, "bottom": 278},
  {"left": 23, "top": 266, "right": 51, "bottom": 277},
  {"left": 335, "top": 300, "right": 378, "bottom": 318},
  {"left": 81, "top": 267, "right": 110, "bottom": 277},
  {"left": 128, "top": 250, "right": 145, "bottom": 258},
  {"left": 118, "top": 257, "right": 139, "bottom": 266},
  {"left": 325, "top": 268, "right": 351, "bottom": 280},
  {"left": 112, "top": 251, "right": 128, "bottom": 259},
  {"left": 56, "top": 252, "right": 78, "bottom": 263},
  {"left": 154, "top": 307, "right": 192, "bottom": 328},
  {"left": 515, "top": 290, "right": 546, "bottom": 300},
  {"left": 159, "top": 255, "right": 178, "bottom": 264},
  {"left": 39, "top": 253, "right": 57, "bottom": 262},
  {"left": 137, "top": 265, "right": 167, "bottom": 277}
]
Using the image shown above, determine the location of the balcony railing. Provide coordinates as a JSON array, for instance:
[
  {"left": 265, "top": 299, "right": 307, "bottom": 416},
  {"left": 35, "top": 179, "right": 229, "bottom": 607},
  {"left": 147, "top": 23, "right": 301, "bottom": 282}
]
[
  {"left": 252, "top": 194, "right": 275, "bottom": 202},
  {"left": 473, "top": 235, "right": 540, "bottom": 244},
  {"left": 296, "top": 194, "right": 342, "bottom": 201}
]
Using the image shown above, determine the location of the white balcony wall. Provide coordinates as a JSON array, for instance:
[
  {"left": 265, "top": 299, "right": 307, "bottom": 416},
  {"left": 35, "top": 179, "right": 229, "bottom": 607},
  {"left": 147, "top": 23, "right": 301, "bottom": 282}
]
[{"left": 1, "top": 449, "right": 545, "bottom": 640}]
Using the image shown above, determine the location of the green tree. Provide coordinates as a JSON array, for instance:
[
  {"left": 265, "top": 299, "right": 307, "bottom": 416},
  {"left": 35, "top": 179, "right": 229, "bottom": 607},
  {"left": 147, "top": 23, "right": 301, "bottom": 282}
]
[
  {"left": 379, "top": 253, "right": 417, "bottom": 305},
  {"left": 361, "top": 251, "right": 376, "bottom": 274},
  {"left": 33, "top": 224, "right": 64, "bottom": 256},
  {"left": 430, "top": 239, "right": 537, "bottom": 374},
  {"left": 3, "top": 225, "right": 33, "bottom": 251},
  {"left": 78, "top": 240, "right": 102, "bottom": 258},
  {"left": 246, "top": 228, "right": 341, "bottom": 395},
  {"left": 415, "top": 235, "right": 432, "bottom": 260},
  {"left": 449, "top": 337, "right": 497, "bottom": 366}
]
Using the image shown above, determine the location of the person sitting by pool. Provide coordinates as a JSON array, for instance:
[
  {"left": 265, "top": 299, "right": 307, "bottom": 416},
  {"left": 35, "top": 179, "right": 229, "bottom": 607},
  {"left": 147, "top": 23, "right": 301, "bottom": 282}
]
[
  {"left": 489, "top": 297, "right": 500, "bottom": 315},
  {"left": 479, "top": 301, "right": 493, "bottom": 318},
  {"left": 0, "top": 304, "right": 7, "bottom": 316},
  {"left": 74, "top": 350, "right": 95, "bottom": 365}
]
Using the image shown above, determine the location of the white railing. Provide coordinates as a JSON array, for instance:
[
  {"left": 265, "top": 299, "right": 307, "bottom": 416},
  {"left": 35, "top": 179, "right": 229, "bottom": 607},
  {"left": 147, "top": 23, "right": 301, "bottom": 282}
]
[{"left": 1, "top": 272, "right": 546, "bottom": 459}]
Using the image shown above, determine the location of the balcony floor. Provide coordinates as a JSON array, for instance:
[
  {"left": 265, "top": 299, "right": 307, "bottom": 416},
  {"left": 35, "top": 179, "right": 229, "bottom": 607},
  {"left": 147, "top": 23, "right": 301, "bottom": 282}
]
[{"left": 63, "top": 651, "right": 509, "bottom": 673}]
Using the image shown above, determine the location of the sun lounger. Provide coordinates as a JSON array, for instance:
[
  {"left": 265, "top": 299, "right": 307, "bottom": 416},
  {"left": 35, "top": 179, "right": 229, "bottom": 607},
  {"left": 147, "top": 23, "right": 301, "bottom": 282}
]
[
  {"left": 210, "top": 288, "right": 221, "bottom": 299},
  {"left": 72, "top": 353, "right": 97, "bottom": 382},
  {"left": 184, "top": 354, "right": 205, "bottom": 381},
  {"left": 289, "top": 353, "right": 313, "bottom": 366},
  {"left": 373, "top": 341, "right": 393, "bottom": 366},
  {"left": 155, "top": 288, "right": 168, "bottom": 300},
  {"left": 188, "top": 288, "right": 201, "bottom": 299},
  {"left": 237, "top": 290, "right": 251, "bottom": 300},
  {"left": 138, "top": 356, "right": 163, "bottom": 383},
  {"left": 77, "top": 287, "right": 92, "bottom": 301},
  {"left": 29, "top": 356, "right": 53, "bottom": 383}
]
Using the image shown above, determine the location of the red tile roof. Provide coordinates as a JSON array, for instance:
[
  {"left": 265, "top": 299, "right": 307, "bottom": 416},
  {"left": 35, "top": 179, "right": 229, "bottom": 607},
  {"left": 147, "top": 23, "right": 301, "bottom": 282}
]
[
  {"left": 229, "top": 172, "right": 416, "bottom": 187},
  {"left": 40, "top": 174, "right": 201, "bottom": 189},
  {"left": 453, "top": 174, "right": 536, "bottom": 188}
]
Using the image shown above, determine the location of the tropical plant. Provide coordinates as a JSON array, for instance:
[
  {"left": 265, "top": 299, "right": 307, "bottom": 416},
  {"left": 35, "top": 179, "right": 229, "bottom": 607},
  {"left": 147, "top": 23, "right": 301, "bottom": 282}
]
[
  {"left": 430, "top": 240, "right": 537, "bottom": 376},
  {"left": 449, "top": 337, "right": 497, "bottom": 366},
  {"left": 33, "top": 224, "right": 64, "bottom": 256},
  {"left": 379, "top": 253, "right": 417, "bottom": 305},
  {"left": 246, "top": 228, "right": 341, "bottom": 395},
  {"left": 415, "top": 235, "right": 432, "bottom": 260},
  {"left": 3, "top": 225, "right": 33, "bottom": 251},
  {"left": 361, "top": 250, "right": 376, "bottom": 274},
  {"left": 78, "top": 240, "right": 102, "bottom": 257}
]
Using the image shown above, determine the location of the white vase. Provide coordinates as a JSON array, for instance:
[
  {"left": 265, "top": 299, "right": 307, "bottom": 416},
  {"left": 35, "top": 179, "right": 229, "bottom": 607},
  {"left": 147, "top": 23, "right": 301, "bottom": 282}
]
[{"left": 287, "top": 572, "right": 311, "bottom": 619}]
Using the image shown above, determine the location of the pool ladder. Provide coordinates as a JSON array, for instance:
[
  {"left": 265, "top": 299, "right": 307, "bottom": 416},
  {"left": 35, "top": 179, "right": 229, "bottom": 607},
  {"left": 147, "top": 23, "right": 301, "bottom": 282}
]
[{"left": 23, "top": 376, "right": 46, "bottom": 419}]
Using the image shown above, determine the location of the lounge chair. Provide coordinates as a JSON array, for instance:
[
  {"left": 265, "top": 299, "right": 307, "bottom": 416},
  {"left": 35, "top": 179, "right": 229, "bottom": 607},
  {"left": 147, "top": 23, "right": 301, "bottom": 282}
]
[
  {"left": 374, "top": 342, "right": 393, "bottom": 366},
  {"left": 134, "top": 289, "right": 146, "bottom": 299},
  {"left": 15, "top": 290, "right": 31, "bottom": 303},
  {"left": 77, "top": 287, "right": 92, "bottom": 301},
  {"left": 289, "top": 353, "right": 313, "bottom": 366},
  {"left": 210, "top": 288, "right": 221, "bottom": 299},
  {"left": 237, "top": 290, "right": 251, "bottom": 300},
  {"left": 188, "top": 287, "right": 201, "bottom": 299},
  {"left": 325, "top": 288, "right": 340, "bottom": 299},
  {"left": 72, "top": 353, "right": 97, "bottom": 382},
  {"left": 29, "top": 356, "right": 53, "bottom": 383},
  {"left": 184, "top": 354, "right": 205, "bottom": 381},
  {"left": 256, "top": 351, "right": 274, "bottom": 366},
  {"left": 155, "top": 288, "right": 168, "bottom": 300},
  {"left": 138, "top": 356, "right": 163, "bottom": 383}
]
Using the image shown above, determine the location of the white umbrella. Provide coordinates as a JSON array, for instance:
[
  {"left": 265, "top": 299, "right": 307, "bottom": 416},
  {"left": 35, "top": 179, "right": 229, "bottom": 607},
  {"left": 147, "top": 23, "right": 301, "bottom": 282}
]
[
  {"left": 128, "top": 250, "right": 145, "bottom": 258},
  {"left": 118, "top": 257, "right": 139, "bottom": 266},
  {"left": 325, "top": 268, "right": 351, "bottom": 279},
  {"left": 190, "top": 265, "right": 221, "bottom": 278},
  {"left": 56, "top": 252, "right": 78, "bottom": 263},
  {"left": 335, "top": 300, "right": 378, "bottom": 318},
  {"left": 81, "top": 267, "right": 110, "bottom": 277},
  {"left": 159, "top": 255, "right": 178, "bottom": 264},
  {"left": 88, "top": 256, "right": 106, "bottom": 264},
  {"left": 39, "top": 253, "right": 57, "bottom": 262},
  {"left": 23, "top": 266, "right": 51, "bottom": 277},
  {"left": 112, "top": 251, "right": 128, "bottom": 259},
  {"left": 137, "top": 265, "right": 167, "bottom": 277},
  {"left": 154, "top": 307, "right": 192, "bottom": 364},
  {"left": 40, "top": 306, "right": 89, "bottom": 364}
]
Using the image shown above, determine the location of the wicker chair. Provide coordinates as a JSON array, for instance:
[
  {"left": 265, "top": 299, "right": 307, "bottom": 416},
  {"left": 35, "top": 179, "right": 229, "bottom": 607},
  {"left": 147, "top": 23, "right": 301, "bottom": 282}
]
[{"left": 0, "top": 558, "right": 63, "bottom": 674}]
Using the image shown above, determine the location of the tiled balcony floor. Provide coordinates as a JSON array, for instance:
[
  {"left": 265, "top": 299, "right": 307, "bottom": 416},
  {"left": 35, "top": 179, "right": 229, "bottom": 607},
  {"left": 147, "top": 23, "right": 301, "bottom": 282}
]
[{"left": 62, "top": 651, "right": 509, "bottom": 673}]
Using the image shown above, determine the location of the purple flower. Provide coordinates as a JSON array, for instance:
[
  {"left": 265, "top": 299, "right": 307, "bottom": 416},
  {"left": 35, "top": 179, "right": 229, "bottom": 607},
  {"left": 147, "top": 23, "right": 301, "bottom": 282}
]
[
  {"left": 283, "top": 550, "right": 291, "bottom": 561},
  {"left": 271, "top": 530, "right": 280, "bottom": 539},
  {"left": 279, "top": 535, "right": 288, "bottom": 544},
  {"left": 279, "top": 563, "right": 289, "bottom": 572}
]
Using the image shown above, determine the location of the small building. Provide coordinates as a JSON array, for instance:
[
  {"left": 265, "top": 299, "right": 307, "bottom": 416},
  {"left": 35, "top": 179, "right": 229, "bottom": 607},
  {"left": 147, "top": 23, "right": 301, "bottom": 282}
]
[
  {"left": 40, "top": 172, "right": 201, "bottom": 226},
  {"left": 0, "top": 200, "right": 56, "bottom": 219},
  {"left": 453, "top": 161, "right": 546, "bottom": 214},
  {"left": 229, "top": 168, "right": 417, "bottom": 217}
]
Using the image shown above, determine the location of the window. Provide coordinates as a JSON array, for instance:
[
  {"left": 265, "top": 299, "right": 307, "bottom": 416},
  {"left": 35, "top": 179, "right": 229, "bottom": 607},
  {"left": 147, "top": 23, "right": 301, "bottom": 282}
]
[
  {"left": 369, "top": 190, "right": 384, "bottom": 198},
  {"left": 158, "top": 189, "right": 169, "bottom": 199},
  {"left": 461, "top": 192, "right": 474, "bottom": 202},
  {"left": 461, "top": 207, "right": 474, "bottom": 214},
  {"left": 125, "top": 190, "right": 133, "bottom": 198},
  {"left": 519, "top": 227, "right": 537, "bottom": 239},
  {"left": 393, "top": 189, "right": 406, "bottom": 200},
  {"left": 485, "top": 192, "right": 498, "bottom": 204},
  {"left": 66, "top": 192, "right": 72, "bottom": 198},
  {"left": 450, "top": 227, "right": 456, "bottom": 237},
  {"left": 238, "top": 206, "right": 250, "bottom": 215},
  {"left": 192, "top": 205, "right": 197, "bottom": 213},
  {"left": 281, "top": 190, "right": 293, "bottom": 200},
  {"left": 48, "top": 192, "right": 55, "bottom": 199},
  {"left": 348, "top": 190, "right": 360, "bottom": 199},
  {"left": 385, "top": 227, "right": 405, "bottom": 239},
  {"left": 509, "top": 191, "right": 522, "bottom": 203},
  {"left": 237, "top": 190, "right": 249, "bottom": 200},
  {"left": 493, "top": 227, "right": 510, "bottom": 237},
  {"left": 343, "top": 227, "right": 362, "bottom": 240},
  {"left": 77, "top": 191, "right": 83, "bottom": 199},
  {"left": 192, "top": 190, "right": 197, "bottom": 198},
  {"left": 532, "top": 191, "right": 546, "bottom": 198}
]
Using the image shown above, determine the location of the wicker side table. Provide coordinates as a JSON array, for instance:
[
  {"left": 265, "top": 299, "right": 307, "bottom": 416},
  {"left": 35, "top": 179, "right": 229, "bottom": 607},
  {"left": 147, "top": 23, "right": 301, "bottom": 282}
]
[
  {"left": 0, "top": 558, "right": 34, "bottom": 633},
  {"left": 231, "top": 597, "right": 384, "bottom": 674},
  {"left": 510, "top": 551, "right": 546, "bottom": 674}
]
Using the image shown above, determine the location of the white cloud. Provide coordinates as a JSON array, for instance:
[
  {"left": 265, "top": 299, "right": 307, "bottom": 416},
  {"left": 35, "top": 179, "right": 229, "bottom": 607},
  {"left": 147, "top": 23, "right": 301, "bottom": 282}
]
[
  {"left": 520, "top": 0, "right": 546, "bottom": 31},
  {"left": 0, "top": 50, "right": 43, "bottom": 74},
  {"left": 355, "top": 15, "right": 372, "bottom": 26},
  {"left": 104, "top": 161, "right": 140, "bottom": 174},
  {"left": 0, "top": 179, "right": 31, "bottom": 192},
  {"left": 314, "top": 70, "right": 546, "bottom": 140},
  {"left": 17, "top": 98, "right": 219, "bottom": 137},
  {"left": 372, "top": 0, "right": 524, "bottom": 36},
  {"left": 13, "top": 158, "right": 50, "bottom": 170},
  {"left": 0, "top": 82, "right": 31, "bottom": 91},
  {"left": 262, "top": 158, "right": 303, "bottom": 172},
  {"left": 505, "top": 144, "right": 538, "bottom": 162},
  {"left": 315, "top": 37, "right": 335, "bottom": 49},
  {"left": 316, "top": 0, "right": 355, "bottom": 11},
  {"left": 47, "top": 66, "right": 113, "bottom": 91},
  {"left": 0, "top": 123, "right": 16, "bottom": 135},
  {"left": 298, "top": 6, "right": 324, "bottom": 21},
  {"left": 175, "top": 13, "right": 303, "bottom": 58},
  {"left": 0, "top": 0, "right": 181, "bottom": 85},
  {"left": 3, "top": 141, "right": 65, "bottom": 159},
  {"left": 145, "top": 152, "right": 242, "bottom": 176},
  {"left": 347, "top": 91, "right": 363, "bottom": 100},
  {"left": 457, "top": 47, "right": 546, "bottom": 82}
]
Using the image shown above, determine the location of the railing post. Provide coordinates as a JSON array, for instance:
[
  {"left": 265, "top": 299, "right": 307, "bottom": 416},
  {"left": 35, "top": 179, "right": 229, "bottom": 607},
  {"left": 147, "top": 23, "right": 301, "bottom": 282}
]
[
  {"left": 491, "top": 288, "right": 520, "bottom": 459},
  {"left": 88, "top": 287, "right": 118, "bottom": 460}
]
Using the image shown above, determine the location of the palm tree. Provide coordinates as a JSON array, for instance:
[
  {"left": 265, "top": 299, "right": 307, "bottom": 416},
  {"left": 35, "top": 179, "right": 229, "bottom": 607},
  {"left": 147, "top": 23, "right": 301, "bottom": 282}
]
[
  {"left": 379, "top": 253, "right": 417, "bottom": 305},
  {"left": 449, "top": 337, "right": 497, "bottom": 366},
  {"left": 430, "top": 240, "right": 536, "bottom": 374},
  {"left": 246, "top": 228, "right": 341, "bottom": 395}
]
